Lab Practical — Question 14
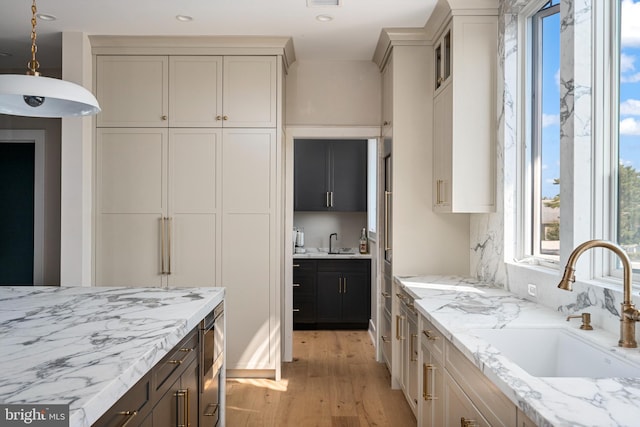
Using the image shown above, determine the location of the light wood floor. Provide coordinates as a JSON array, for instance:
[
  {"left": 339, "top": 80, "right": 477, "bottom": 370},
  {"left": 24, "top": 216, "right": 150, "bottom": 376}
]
[{"left": 226, "top": 330, "right": 416, "bottom": 427}]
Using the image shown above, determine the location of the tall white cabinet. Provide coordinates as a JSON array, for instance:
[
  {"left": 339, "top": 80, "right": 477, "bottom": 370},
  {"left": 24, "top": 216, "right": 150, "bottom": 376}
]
[{"left": 91, "top": 36, "right": 293, "bottom": 377}]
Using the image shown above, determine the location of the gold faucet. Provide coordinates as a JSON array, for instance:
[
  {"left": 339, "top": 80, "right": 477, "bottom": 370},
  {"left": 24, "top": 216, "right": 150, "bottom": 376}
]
[{"left": 558, "top": 239, "right": 640, "bottom": 348}]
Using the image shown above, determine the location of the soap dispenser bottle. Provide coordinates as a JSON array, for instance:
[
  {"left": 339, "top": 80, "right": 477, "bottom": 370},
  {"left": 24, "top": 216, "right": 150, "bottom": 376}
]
[{"left": 359, "top": 228, "right": 368, "bottom": 254}]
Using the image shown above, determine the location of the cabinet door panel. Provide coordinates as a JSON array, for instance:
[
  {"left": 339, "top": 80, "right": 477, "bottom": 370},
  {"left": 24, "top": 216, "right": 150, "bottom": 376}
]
[
  {"left": 223, "top": 56, "right": 277, "bottom": 128},
  {"left": 222, "top": 129, "right": 275, "bottom": 213},
  {"left": 317, "top": 272, "right": 342, "bottom": 322},
  {"left": 96, "top": 56, "right": 168, "bottom": 127},
  {"left": 153, "top": 376, "right": 180, "bottom": 427},
  {"left": 294, "top": 140, "right": 330, "bottom": 211},
  {"left": 168, "top": 129, "right": 219, "bottom": 286},
  {"left": 433, "top": 85, "right": 453, "bottom": 210},
  {"left": 330, "top": 140, "right": 367, "bottom": 212},
  {"left": 340, "top": 272, "right": 370, "bottom": 323},
  {"left": 222, "top": 214, "right": 273, "bottom": 369},
  {"left": 96, "top": 215, "right": 163, "bottom": 287},
  {"left": 169, "top": 56, "right": 222, "bottom": 127},
  {"left": 97, "top": 129, "right": 167, "bottom": 214},
  {"left": 444, "top": 372, "right": 490, "bottom": 427}
]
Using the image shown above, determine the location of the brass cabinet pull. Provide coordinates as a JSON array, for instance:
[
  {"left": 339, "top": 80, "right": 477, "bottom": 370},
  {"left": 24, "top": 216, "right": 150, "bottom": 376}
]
[
  {"left": 179, "top": 348, "right": 194, "bottom": 353},
  {"left": 203, "top": 403, "right": 219, "bottom": 417},
  {"left": 167, "top": 217, "right": 173, "bottom": 275},
  {"left": 381, "top": 291, "right": 391, "bottom": 298},
  {"left": 423, "top": 364, "right": 438, "bottom": 401},
  {"left": 461, "top": 417, "right": 477, "bottom": 427},
  {"left": 161, "top": 217, "right": 166, "bottom": 275},
  {"left": 293, "top": 264, "right": 301, "bottom": 268},
  {"left": 176, "top": 389, "right": 189, "bottom": 427},
  {"left": 410, "top": 333, "right": 418, "bottom": 361},
  {"left": 117, "top": 411, "right": 138, "bottom": 427},
  {"left": 168, "top": 359, "right": 183, "bottom": 365},
  {"left": 381, "top": 335, "right": 390, "bottom": 343},
  {"left": 396, "top": 315, "right": 405, "bottom": 340},
  {"left": 216, "top": 115, "right": 222, "bottom": 121},
  {"left": 223, "top": 115, "right": 228, "bottom": 121},
  {"left": 384, "top": 191, "right": 392, "bottom": 251},
  {"left": 423, "top": 330, "right": 439, "bottom": 341},
  {"left": 293, "top": 308, "right": 301, "bottom": 312},
  {"left": 293, "top": 283, "right": 301, "bottom": 287},
  {"left": 161, "top": 115, "right": 168, "bottom": 121}
]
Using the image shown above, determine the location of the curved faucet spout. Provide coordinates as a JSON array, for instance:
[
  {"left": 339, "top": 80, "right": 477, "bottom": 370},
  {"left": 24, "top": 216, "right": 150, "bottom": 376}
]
[{"left": 558, "top": 239, "right": 639, "bottom": 348}]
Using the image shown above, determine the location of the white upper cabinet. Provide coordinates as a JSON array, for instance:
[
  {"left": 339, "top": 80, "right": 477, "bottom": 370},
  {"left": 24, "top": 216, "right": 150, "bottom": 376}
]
[
  {"left": 431, "top": 12, "right": 498, "bottom": 213},
  {"left": 169, "top": 56, "right": 223, "bottom": 128},
  {"left": 96, "top": 55, "right": 277, "bottom": 128},
  {"left": 96, "top": 56, "right": 169, "bottom": 128},
  {"left": 222, "top": 56, "right": 277, "bottom": 128}
]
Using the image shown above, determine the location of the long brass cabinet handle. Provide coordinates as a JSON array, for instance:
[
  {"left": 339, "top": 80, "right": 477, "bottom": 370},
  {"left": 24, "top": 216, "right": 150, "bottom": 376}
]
[
  {"left": 161, "top": 217, "right": 166, "bottom": 274},
  {"left": 117, "top": 411, "right": 138, "bottom": 427},
  {"left": 326, "top": 192, "right": 330, "bottom": 208},
  {"left": 176, "top": 389, "right": 189, "bottom": 427},
  {"left": 343, "top": 278, "right": 347, "bottom": 293},
  {"left": 330, "top": 191, "right": 334, "bottom": 207},
  {"left": 384, "top": 191, "right": 392, "bottom": 251},
  {"left": 396, "top": 315, "right": 405, "bottom": 340},
  {"left": 167, "top": 217, "right": 173, "bottom": 275},
  {"left": 410, "top": 333, "right": 418, "bottom": 361},
  {"left": 423, "top": 363, "right": 438, "bottom": 401}
]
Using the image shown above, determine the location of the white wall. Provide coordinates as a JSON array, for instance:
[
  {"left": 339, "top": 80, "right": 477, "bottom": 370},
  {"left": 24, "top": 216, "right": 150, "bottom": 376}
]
[
  {"left": 293, "top": 211, "right": 367, "bottom": 250},
  {"left": 286, "top": 60, "right": 381, "bottom": 126}
]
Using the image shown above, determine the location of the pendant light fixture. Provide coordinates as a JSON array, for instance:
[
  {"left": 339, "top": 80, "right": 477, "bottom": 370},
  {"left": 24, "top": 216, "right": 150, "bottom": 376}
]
[{"left": 0, "top": 0, "right": 101, "bottom": 117}]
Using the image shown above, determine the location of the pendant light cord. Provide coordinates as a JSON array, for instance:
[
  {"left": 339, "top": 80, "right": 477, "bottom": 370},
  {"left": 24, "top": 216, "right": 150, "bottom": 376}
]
[{"left": 27, "top": 0, "right": 40, "bottom": 76}]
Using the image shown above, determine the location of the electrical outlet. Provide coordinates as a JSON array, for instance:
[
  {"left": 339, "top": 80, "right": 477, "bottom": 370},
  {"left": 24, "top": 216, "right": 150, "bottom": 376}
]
[{"left": 527, "top": 283, "right": 537, "bottom": 297}]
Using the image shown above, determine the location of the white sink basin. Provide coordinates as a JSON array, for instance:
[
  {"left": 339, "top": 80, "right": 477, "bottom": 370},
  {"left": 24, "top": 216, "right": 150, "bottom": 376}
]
[{"left": 468, "top": 327, "right": 640, "bottom": 378}]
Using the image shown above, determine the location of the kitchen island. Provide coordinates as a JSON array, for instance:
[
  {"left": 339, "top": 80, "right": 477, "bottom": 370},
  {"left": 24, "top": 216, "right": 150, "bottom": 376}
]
[
  {"left": 0, "top": 286, "right": 224, "bottom": 427},
  {"left": 395, "top": 275, "right": 640, "bottom": 427}
]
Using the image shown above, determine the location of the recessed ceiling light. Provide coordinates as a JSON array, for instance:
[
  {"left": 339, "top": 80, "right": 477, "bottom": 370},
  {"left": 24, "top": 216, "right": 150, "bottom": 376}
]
[
  {"left": 176, "top": 15, "right": 193, "bottom": 22},
  {"left": 307, "top": 0, "right": 341, "bottom": 6},
  {"left": 36, "top": 13, "right": 57, "bottom": 21},
  {"left": 316, "top": 14, "right": 333, "bottom": 22}
]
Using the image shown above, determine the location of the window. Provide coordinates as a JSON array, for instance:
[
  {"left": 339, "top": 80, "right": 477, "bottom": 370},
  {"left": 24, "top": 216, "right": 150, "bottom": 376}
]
[
  {"left": 616, "top": 0, "right": 640, "bottom": 270},
  {"left": 528, "top": 0, "right": 561, "bottom": 261}
]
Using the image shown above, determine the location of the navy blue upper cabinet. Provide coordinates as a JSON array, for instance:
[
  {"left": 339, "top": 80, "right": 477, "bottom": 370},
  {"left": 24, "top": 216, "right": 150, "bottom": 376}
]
[{"left": 294, "top": 139, "right": 367, "bottom": 212}]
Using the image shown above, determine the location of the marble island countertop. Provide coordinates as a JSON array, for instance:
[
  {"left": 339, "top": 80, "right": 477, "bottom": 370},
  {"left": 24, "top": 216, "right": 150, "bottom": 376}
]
[
  {"left": 395, "top": 275, "right": 640, "bottom": 427},
  {"left": 0, "top": 286, "right": 225, "bottom": 427}
]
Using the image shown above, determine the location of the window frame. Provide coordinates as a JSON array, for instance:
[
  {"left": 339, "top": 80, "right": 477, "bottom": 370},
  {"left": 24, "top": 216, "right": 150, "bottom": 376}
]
[{"left": 524, "top": 0, "right": 561, "bottom": 267}]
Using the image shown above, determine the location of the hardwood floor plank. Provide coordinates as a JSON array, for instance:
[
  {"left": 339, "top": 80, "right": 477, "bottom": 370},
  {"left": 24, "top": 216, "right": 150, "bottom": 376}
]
[{"left": 226, "top": 330, "right": 416, "bottom": 427}]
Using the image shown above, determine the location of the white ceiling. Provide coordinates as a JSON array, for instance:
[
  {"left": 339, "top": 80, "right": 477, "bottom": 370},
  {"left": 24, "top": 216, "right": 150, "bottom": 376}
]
[{"left": 0, "top": 0, "right": 437, "bottom": 70}]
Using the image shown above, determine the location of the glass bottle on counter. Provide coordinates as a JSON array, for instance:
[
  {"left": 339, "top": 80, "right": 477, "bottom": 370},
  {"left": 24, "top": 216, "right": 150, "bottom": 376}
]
[{"left": 359, "top": 228, "right": 368, "bottom": 254}]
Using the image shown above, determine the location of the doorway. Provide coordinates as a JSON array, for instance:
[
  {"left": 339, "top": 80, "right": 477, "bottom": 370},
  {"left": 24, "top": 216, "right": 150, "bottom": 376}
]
[
  {"left": 284, "top": 127, "right": 380, "bottom": 362},
  {"left": 0, "top": 130, "right": 45, "bottom": 285}
]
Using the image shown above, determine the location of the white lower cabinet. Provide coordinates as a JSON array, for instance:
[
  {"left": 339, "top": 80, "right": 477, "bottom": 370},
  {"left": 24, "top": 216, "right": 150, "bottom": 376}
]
[{"left": 418, "top": 314, "right": 533, "bottom": 427}]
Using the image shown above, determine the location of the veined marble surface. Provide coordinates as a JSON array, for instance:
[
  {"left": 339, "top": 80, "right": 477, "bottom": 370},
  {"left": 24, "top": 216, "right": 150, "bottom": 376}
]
[
  {"left": 396, "top": 275, "right": 640, "bottom": 427},
  {"left": 293, "top": 247, "right": 372, "bottom": 259},
  {"left": 0, "top": 286, "right": 225, "bottom": 427}
]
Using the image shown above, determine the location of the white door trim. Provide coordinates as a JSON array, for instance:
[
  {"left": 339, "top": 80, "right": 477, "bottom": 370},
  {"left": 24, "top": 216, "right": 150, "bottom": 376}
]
[{"left": 0, "top": 130, "right": 45, "bottom": 284}]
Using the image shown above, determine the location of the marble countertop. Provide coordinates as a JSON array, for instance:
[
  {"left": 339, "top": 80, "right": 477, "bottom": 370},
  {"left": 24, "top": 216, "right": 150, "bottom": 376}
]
[
  {"left": 293, "top": 247, "right": 372, "bottom": 259},
  {"left": 395, "top": 275, "right": 640, "bottom": 427},
  {"left": 0, "top": 286, "right": 225, "bottom": 427}
]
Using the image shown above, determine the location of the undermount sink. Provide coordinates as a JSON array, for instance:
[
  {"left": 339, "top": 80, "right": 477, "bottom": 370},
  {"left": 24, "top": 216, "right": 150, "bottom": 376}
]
[{"left": 468, "top": 327, "right": 640, "bottom": 378}]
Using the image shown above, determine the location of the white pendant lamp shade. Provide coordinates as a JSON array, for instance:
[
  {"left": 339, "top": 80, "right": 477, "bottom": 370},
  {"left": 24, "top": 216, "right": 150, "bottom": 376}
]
[{"left": 0, "top": 73, "right": 101, "bottom": 117}]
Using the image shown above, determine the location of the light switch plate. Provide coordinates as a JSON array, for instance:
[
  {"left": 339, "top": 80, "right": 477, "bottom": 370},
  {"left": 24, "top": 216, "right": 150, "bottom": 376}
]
[{"left": 527, "top": 283, "right": 537, "bottom": 297}]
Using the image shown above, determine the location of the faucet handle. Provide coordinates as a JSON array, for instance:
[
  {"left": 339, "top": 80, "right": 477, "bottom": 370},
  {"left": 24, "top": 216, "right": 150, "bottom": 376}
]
[{"left": 566, "top": 312, "right": 593, "bottom": 330}]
